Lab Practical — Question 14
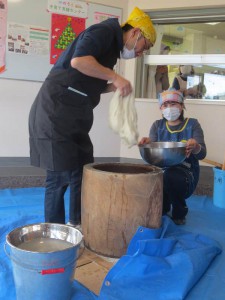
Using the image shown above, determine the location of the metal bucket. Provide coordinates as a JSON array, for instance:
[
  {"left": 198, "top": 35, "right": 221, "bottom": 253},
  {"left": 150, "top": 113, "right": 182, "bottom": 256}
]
[{"left": 5, "top": 223, "right": 83, "bottom": 300}]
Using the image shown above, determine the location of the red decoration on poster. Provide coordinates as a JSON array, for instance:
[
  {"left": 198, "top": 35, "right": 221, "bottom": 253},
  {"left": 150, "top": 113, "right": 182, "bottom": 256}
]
[{"left": 50, "top": 13, "right": 85, "bottom": 65}]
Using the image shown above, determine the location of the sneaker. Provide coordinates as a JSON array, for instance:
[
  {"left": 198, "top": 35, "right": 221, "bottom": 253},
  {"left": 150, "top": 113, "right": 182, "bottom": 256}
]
[
  {"left": 75, "top": 224, "right": 82, "bottom": 232},
  {"left": 172, "top": 218, "right": 186, "bottom": 225},
  {"left": 67, "top": 222, "right": 82, "bottom": 232}
]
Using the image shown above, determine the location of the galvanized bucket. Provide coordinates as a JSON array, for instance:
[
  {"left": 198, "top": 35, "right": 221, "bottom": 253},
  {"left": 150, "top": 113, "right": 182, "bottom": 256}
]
[{"left": 5, "top": 223, "right": 83, "bottom": 300}]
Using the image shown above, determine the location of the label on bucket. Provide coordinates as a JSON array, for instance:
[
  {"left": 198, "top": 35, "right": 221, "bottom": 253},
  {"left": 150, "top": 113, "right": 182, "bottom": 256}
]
[{"left": 41, "top": 268, "right": 65, "bottom": 275}]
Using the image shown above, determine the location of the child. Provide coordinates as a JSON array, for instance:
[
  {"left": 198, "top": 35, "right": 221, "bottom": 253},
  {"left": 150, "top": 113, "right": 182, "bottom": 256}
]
[{"left": 139, "top": 88, "right": 206, "bottom": 224}]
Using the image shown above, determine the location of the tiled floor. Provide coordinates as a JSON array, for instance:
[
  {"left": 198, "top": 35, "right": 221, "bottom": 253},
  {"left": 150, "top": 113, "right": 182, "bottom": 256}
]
[
  {"left": 0, "top": 157, "right": 213, "bottom": 196},
  {"left": 0, "top": 157, "right": 45, "bottom": 189}
]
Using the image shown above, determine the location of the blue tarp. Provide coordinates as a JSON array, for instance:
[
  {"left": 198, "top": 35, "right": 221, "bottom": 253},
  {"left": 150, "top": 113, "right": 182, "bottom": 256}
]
[
  {"left": 0, "top": 188, "right": 224, "bottom": 300},
  {"left": 99, "top": 218, "right": 221, "bottom": 300}
]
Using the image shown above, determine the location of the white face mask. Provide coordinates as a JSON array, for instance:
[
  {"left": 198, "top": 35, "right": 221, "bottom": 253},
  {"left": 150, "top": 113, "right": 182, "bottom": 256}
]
[
  {"left": 120, "top": 33, "right": 139, "bottom": 60},
  {"left": 180, "top": 65, "right": 192, "bottom": 76},
  {"left": 162, "top": 107, "right": 181, "bottom": 121}
]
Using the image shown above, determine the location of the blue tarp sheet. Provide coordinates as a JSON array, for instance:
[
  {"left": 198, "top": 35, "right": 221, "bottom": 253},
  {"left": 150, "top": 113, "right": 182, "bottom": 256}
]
[
  {"left": 0, "top": 188, "right": 224, "bottom": 300},
  {"left": 99, "top": 219, "right": 221, "bottom": 300}
]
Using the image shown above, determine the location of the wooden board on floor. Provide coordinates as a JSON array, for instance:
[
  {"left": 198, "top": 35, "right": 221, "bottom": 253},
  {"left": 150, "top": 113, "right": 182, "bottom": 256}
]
[{"left": 75, "top": 248, "right": 114, "bottom": 295}]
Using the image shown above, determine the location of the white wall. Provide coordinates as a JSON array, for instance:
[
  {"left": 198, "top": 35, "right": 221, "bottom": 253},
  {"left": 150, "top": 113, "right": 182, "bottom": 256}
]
[
  {"left": 0, "top": 79, "right": 40, "bottom": 156},
  {"left": 90, "top": 93, "right": 121, "bottom": 158}
]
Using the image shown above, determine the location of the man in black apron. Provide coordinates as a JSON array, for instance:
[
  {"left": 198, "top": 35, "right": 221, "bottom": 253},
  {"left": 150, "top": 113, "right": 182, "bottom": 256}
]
[{"left": 29, "top": 7, "right": 156, "bottom": 227}]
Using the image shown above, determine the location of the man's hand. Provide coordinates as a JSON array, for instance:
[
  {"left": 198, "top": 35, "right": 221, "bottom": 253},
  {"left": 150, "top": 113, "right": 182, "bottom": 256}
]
[{"left": 112, "top": 74, "right": 133, "bottom": 97}]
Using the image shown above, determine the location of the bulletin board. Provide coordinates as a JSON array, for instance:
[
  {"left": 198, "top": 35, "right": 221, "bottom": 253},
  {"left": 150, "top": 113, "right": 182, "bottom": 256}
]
[{"left": 0, "top": 0, "right": 122, "bottom": 82}]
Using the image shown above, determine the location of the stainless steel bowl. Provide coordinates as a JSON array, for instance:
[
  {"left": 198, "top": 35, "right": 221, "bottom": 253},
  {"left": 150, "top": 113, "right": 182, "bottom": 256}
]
[{"left": 139, "top": 141, "right": 186, "bottom": 168}]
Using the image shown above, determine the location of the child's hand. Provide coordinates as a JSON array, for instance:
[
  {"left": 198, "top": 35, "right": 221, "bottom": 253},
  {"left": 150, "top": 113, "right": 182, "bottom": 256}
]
[{"left": 186, "top": 138, "right": 201, "bottom": 157}]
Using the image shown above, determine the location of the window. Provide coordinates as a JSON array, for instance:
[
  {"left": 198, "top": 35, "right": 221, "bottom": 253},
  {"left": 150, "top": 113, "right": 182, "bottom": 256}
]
[{"left": 135, "top": 8, "right": 225, "bottom": 101}]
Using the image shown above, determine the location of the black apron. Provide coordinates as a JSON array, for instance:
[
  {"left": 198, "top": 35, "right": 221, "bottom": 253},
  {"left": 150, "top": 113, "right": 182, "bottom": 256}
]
[{"left": 29, "top": 70, "right": 97, "bottom": 171}]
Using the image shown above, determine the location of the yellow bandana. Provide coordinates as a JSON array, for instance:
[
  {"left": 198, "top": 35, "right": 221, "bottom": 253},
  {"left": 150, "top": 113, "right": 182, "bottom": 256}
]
[{"left": 122, "top": 7, "right": 156, "bottom": 45}]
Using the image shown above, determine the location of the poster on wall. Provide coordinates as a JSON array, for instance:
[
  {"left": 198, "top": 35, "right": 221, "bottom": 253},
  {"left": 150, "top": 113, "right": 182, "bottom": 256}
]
[
  {"left": 47, "top": 0, "right": 88, "bottom": 18},
  {"left": 94, "top": 11, "right": 121, "bottom": 24},
  {"left": 29, "top": 26, "right": 50, "bottom": 56},
  {"left": 7, "top": 23, "right": 49, "bottom": 56},
  {"left": 0, "top": 0, "right": 7, "bottom": 73},
  {"left": 50, "top": 13, "right": 85, "bottom": 64}
]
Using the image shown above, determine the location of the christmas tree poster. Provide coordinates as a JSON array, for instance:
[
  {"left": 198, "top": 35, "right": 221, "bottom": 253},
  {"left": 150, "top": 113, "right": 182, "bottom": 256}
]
[{"left": 50, "top": 13, "right": 85, "bottom": 64}]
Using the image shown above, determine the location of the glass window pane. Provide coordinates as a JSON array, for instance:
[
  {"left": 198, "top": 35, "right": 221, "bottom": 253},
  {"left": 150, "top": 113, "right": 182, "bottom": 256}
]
[
  {"left": 156, "top": 64, "right": 225, "bottom": 100},
  {"left": 156, "top": 22, "right": 225, "bottom": 55},
  {"left": 169, "top": 65, "right": 225, "bottom": 100}
]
